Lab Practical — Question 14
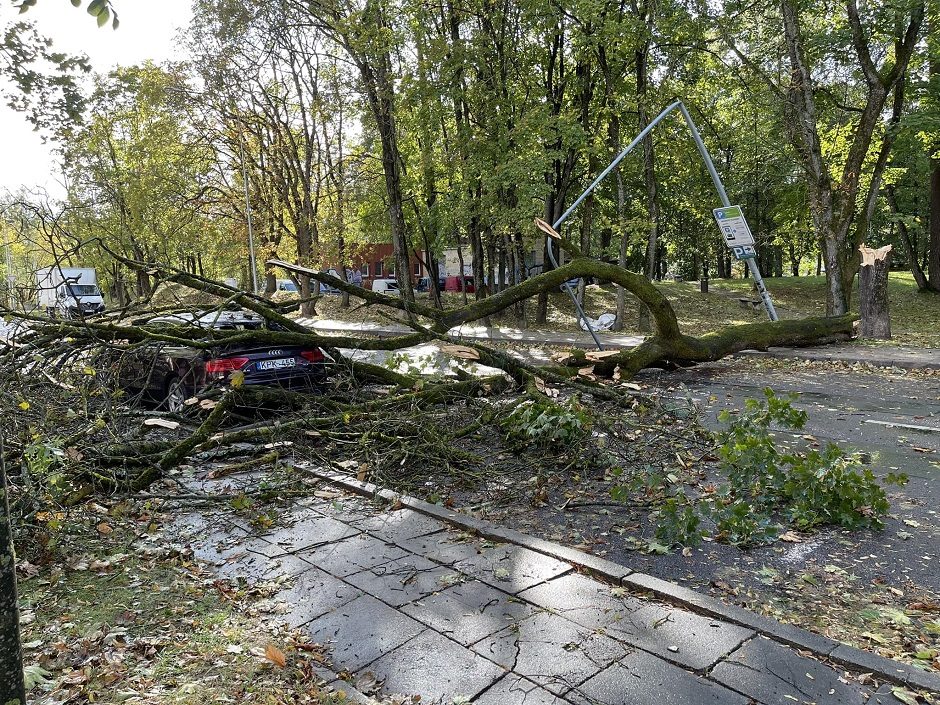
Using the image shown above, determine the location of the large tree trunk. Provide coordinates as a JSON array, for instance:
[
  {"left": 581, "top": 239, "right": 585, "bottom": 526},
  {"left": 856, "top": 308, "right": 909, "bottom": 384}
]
[
  {"left": 635, "top": 22, "right": 658, "bottom": 333},
  {"left": 470, "top": 184, "right": 486, "bottom": 301},
  {"left": 929, "top": 8, "right": 940, "bottom": 292},
  {"left": 350, "top": 2, "right": 415, "bottom": 306},
  {"left": 930, "top": 161, "right": 940, "bottom": 291},
  {"left": 0, "top": 441, "right": 26, "bottom": 705},
  {"left": 858, "top": 245, "right": 892, "bottom": 339},
  {"left": 885, "top": 185, "right": 930, "bottom": 290},
  {"left": 777, "top": 0, "right": 923, "bottom": 315}
]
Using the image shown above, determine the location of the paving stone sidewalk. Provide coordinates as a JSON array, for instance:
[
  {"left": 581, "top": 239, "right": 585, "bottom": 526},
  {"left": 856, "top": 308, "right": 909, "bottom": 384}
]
[{"left": 170, "top": 474, "right": 937, "bottom": 705}]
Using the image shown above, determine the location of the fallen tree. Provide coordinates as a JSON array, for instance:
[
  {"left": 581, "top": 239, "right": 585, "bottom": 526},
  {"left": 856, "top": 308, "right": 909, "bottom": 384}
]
[
  {"left": 265, "top": 256, "right": 856, "bottom": 379},
  {"left": 0, "top": 248, "right": 855, "bottom": 507}
]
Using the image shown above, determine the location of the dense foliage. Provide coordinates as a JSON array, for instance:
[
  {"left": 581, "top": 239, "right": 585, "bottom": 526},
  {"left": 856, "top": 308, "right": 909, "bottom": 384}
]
[{"left": 1, "top": 0, "right": 937, "bottom": 318}]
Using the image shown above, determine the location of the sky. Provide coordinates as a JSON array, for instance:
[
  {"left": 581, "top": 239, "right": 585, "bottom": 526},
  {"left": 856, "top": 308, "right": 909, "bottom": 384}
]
[{"left": 0, "top": 0, "right": 193, "bottom": 195}]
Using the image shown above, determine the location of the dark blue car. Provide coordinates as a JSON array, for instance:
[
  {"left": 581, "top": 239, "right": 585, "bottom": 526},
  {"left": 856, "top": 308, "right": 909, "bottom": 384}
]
[{"left": 115, "top": 310, "right": 329, "bottom": 411}]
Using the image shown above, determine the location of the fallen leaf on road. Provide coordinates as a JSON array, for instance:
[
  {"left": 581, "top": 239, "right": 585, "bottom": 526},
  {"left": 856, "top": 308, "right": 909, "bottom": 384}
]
[
  {"left": 891, "top": 687, "right": 920, "bottom": 705},
  {"left": 779, "top": 530, "right": 802, "bottom": 542},
  {"left": 143, "top": 418, "right": 180, "bottom": 430},
  {"left": 264, "top": 643, "right": 286, "bottom": 668},
  {"left": 440, "top": 344, "right": 480, "bottom": 360}
]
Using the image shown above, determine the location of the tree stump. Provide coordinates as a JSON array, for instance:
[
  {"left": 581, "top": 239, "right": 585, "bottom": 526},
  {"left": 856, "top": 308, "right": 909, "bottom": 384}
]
[{"left": 858, "top": 245, "right": 892, "bottom": 339}]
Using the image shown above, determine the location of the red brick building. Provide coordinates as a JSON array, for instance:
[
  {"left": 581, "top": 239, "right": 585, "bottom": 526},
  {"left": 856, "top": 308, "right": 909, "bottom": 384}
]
[{"left": 342, "top": 244, "right": 428, "bottom": 289}]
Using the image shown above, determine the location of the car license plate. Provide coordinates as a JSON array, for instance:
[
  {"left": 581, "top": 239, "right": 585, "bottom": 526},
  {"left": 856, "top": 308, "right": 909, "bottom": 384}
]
[{"left": 257, "top": 358, "right": 295, "bottom": 371}]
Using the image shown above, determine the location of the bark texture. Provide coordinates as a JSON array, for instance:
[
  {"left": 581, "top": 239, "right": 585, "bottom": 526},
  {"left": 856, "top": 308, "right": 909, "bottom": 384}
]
[
  {"left": 0, "top": 440, "right": 26, "bottom": 705},
  {"left": 858, "top": 245, "right": 892, "bottom": 339}
]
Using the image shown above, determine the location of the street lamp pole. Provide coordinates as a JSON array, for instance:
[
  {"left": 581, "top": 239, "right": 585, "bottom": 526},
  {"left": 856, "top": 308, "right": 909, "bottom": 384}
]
[{"left": 239, "top": 136, "right": 260, "bottom": 294}]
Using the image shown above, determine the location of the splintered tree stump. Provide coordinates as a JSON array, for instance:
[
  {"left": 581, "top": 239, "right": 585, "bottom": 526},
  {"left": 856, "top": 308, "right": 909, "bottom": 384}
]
[{"left": 858, "top": 244, "right": 892, "bottom": 339}]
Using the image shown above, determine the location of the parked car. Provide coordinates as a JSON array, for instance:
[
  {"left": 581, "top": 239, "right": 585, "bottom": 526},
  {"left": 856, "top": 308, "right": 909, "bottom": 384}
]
[
  {"left": 111, "top": 310, "right": 329, "bottom": 411},
  {"left": 415, "top": 276, "right": 446, "bottom": 293},
  {"left": 371, "top": 278, "right": 399, "bottom": 294},
  {"left": 444, "top": 275, "right": 474, "bottom": 293},
  {"left": 277, "top": 275, "right": 340, "bottom": 295}
]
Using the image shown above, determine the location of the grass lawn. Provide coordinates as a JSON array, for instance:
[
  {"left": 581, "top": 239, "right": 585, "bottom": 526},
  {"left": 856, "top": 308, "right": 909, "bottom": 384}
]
[
  {"left": 18, "top": 503, "right": 352, "bottom": 704},
  {"left": 708, "top": 272, "right": 940, "bottom": 348},
  {"left": 312, "top": 271, "right": 940, "bottom": 348}
]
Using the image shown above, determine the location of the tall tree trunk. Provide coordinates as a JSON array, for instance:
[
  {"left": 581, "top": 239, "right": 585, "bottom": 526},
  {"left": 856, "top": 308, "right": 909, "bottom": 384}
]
[
  {"left": 635, "top": 16, "right": 658, "bottom": 332},
  {"left": 777, "top": 0, "right": 923, "bottom": 314},
  {"left": 349, "top": 1, "right": 414, "bottom": 305},
  {"left": 0, "top": 438, "right": 26, "bottom": 705},
  {"left": 886, "top": 185, "right": 930, "bottom": 290},
  {"left": 455, "top": 235, "right": 468, "bottom": 305},
  {"left": 610, "top": 117, "right": 629, "bottom": 331},
  {"left": 512, "top": 230, "right": 528, "bottom": 326},
  {"left": 413, "top": 26, "right": 443, "bottom": 310},
  {"left": 930, "top": 160, "right": 940, "bottom": 290},
  {"left": 497, "top": 236, "right": 508, "bottom": 294},
  {"left": 929, "top": 7, "right": 940, "bottom": 291},
  {"left": 470, "top": 184, "right": 486, "bottom": 301},
  {"left": 485, "top": 231, "right": 496, "bottom": 300}
]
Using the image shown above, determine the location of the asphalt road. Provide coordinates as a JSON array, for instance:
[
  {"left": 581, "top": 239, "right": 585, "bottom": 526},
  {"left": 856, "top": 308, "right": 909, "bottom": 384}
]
[{"left": 628, "top": 358, "right": 940, "bottom": 592}]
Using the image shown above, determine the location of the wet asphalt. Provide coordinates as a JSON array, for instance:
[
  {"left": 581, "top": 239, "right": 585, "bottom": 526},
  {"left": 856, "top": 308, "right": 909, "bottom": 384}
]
[{"left": 618, "top": 359, "right": 940, "bottom": 593}]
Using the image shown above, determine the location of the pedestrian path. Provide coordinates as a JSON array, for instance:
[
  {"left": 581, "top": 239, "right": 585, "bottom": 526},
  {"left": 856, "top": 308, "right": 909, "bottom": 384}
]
[
  {"left": 169, "top": 468, "right": 938, "bottom": 705},
  {"left": 296, "top": 317, "right": 646, "bottom": 349},
  {"left": 298, "top": 317, "right": 940, "bottom": 369}
]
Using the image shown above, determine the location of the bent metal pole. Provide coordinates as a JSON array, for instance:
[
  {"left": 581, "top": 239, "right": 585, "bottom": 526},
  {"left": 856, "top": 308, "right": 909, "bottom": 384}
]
[
  {"left": 545, "top": 99, "right": 778, "bottom": 345},
  {"left": 677, "top": 103, "right": 778, "bottom": 321}
]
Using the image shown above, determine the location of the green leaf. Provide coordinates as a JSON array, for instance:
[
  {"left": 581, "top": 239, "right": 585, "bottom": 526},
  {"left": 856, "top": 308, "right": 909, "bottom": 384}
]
[
  {"left": 757, "top": 565, "right": 779, "bottom": 582},
  {"left": 644, "top": 540, "right": 670, "bottom": 555},
  {"left": 70, "top": 0, "right": 82, "bottom": 6},
  {"left": 879, "top": 607, "right": 912, "bottom": 626},
  {"left": 891, "top": 687, "right": 920, "bottom": 705},
  {"left": 24, "top": 664, "right": 53, "bottom": 690},
  {"left": 96, "top": 7, "right": 110, "bottom": 27}
]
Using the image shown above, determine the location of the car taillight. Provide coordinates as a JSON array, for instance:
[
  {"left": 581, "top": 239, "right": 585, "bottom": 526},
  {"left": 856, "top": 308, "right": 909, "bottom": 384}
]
[
  {"left": 300, "top": 349, "right": 324, "bottom": 363},
  {"left": 205, "top": 356, "right": 249, "bottom": 373}
]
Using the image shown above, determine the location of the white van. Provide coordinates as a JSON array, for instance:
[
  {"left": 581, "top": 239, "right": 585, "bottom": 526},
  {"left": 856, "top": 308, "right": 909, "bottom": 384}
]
[
  {"left": 36, "top": 267, "right": 105, "bottom": 317},
  {"left": 370, "top": 278, "right": 399, "bottom": 294}
]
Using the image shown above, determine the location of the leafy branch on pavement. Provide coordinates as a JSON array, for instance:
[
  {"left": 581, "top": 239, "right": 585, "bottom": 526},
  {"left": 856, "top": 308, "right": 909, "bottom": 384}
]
[{"left": 635, "top": 389, "right": 908, "bottom": 548}]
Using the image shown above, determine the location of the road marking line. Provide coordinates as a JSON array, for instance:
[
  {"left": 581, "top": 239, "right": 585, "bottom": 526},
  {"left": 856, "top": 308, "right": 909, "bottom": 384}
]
[{"left": 864, "top": 419, "right": 940, "bottom": 434}]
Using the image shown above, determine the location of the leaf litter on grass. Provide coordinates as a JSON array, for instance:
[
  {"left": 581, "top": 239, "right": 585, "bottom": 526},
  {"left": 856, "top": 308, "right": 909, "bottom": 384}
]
[{"left": 16, "top": 498, "right": 369, "bottom": 704}]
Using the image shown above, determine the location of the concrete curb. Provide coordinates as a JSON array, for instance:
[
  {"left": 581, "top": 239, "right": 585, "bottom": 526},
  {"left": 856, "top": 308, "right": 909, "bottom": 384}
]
[
  {"left": 302, "top": 467, "right": 940, "bottom": 694},
  {"left": 737, "top": 347, "right": 940, "bottom": 371}
]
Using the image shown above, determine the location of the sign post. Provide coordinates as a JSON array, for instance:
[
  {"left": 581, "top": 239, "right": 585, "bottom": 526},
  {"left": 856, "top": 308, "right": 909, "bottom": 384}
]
[
  {"left": 711, "top": 205, "right": 777, "bottom": 320},
  {"left": 542, "top": 100, "right": 779, "bottom": 340}
]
